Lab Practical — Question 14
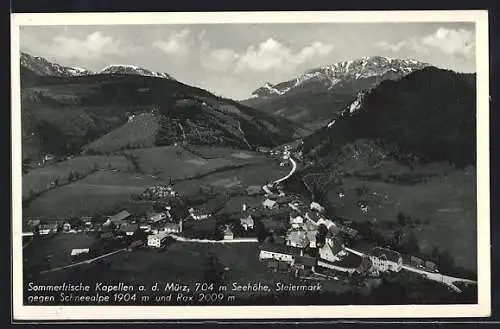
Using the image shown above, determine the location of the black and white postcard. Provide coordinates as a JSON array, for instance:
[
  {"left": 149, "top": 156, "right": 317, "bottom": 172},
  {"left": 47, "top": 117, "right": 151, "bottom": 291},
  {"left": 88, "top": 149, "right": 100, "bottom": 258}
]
[{"left": 10, "top": 10, "right": 491, "bottom": 320}]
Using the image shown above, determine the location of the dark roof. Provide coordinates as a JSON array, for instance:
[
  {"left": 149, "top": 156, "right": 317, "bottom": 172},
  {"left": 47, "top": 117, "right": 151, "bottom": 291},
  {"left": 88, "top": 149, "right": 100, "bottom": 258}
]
[
  {"left": 371, "top": 247, "right": 401, "bottom": 263},
  {"left": 276, "top": 196, "right": 293, "bottom": 204},
  {"left": 294, "top": 255, "right": 317, "bottom": 267},
  {"left": 109, "top": 210, "right": 131, "bottom": 223},
  {"left": 120, "top": 223, "right": 139, "bottom": 232},
  {"left": 260, "top": 243, "right": 298, "bottom": 256}
]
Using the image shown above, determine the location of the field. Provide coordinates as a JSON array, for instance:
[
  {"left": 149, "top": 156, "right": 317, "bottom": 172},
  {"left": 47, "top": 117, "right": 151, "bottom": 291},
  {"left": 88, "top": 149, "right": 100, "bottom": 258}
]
[
  {"left": 127, "top": 146, "right": 240, "bottom": 181},
  {"left": 326, "top": 167, "right": 477, "bottom": 271},
  {"left": 84, "top": 113, "right": 160, "bottom": 154},
  {"left": 22, "top": 155, "right": 133, "bottom": 200},
  {"left": 23, "top": 171, "right": 157, "bottom": 218},
  {"left": 24, "top": 233, "right": 97, "bottom": 269}
]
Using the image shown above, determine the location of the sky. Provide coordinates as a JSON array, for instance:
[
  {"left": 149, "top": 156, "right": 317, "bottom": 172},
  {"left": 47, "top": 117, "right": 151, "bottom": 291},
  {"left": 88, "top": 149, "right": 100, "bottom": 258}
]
[{"left": 20, "top": 22, "right": 476, "bottom": 100}]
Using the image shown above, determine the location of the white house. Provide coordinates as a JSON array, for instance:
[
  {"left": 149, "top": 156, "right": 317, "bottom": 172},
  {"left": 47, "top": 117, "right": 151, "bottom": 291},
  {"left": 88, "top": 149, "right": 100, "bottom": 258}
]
[
  {"left": 259, "top": 244, "right": 295, "bottom": 263},
  {"left": 189, "top": 208, "right": 210, "bottom": 221},
  {"left": 262, "top": 199, "right": 277, "bottom": 209},
  {"left": 70, "top": 248, "right": 89, "bottom": 256},
  {"left": 368, "top": 247, "right": 403, "bottom": 273},
  {"left": 289, "top": 215, "right": 304, "bottom": 229},
  {"left": 147, "top": 232, "right": 169, "bottom": 248},
  {"left": 310, "top": 202, "right": 325, "bottom": 213},
  {"left": 223, "top": 226, "right": 234, "bottom": 240},
  {"left": 240, "top": 215, "right": 254, "bottom": 231},
  {"left": 163, "top": 221, "right": 182, "bottom": 233},
  {"left": 148, "top": 212, "right": 167, "bottom": 223}
]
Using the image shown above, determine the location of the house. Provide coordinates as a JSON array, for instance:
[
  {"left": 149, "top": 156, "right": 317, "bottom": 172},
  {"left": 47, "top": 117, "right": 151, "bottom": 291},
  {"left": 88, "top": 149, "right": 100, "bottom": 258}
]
[
  {"left": 410, "top": 256, "right": 424, "bottom": 267},
  {"left": 310, "top": 202, "right": 325, "bottom": 213},
  {"left": 120, "top": 223, "right": 139, "bottom": 236},
  {"left": 368, "top": 247, "right": 403, "bottom": 273},
  {"left": 240, "top": 214, "right": 254, "bottom": 231},
  {"left": 189, "top": 208, "right": 211, "bottom": 221},
  {"left": 108, "top": 210, "right": 131, "bottom": 227},
  {"left": 163, "top": 221, "right": 182, "bottom": 233},
  {"left": 147, "top": 212, "right": 167, "bottom": 223},
  {"left": 147, "top": 232, "right": 170, "bottom": 248},
  {"left": 289, "top": 215, "right": 304, "bottom": 229},
  {"left": 38, "top": 223, "right": 59, "bottom": 235},
  {"left": 223, "top": 226, "right": 234, "bottom": 240},
  {"left": 139, "top": 224, "right": 152, "bottom": 232},
  {"left": 259, "top": 244, "right": 296, "bottom": 263},
  {"left": 62, "top": 223, "right": 71, "bottom": 232},
  {"left": 70, "top": 248, "right": 89, "bottom": 257},
  {"left": 319, "top": 238, "right": 345, "bottom": 263},
  {"left": 262, "top": 199, "right": 277, "bottom": 210},
  {"left": 424, "top": 260, "right": 438, "bottom": 272},
  {"left": 246, "top": 185, "right": 263, "bottom": 196},
  {"left": 285, "top": 229, "right": 309, "bottom": 249}
]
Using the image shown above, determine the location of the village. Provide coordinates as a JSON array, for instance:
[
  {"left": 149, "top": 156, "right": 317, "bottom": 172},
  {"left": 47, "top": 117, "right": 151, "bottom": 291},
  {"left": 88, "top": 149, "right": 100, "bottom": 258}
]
[{"left": 22, "top": 143, "right": 475, "bottom": 295}]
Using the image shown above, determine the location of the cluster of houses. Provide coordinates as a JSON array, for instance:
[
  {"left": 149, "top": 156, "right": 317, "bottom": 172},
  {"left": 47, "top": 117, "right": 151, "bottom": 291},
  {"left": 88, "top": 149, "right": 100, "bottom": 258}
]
[{"left": 140, "top": 184, "right": 178, "bottom": 200}]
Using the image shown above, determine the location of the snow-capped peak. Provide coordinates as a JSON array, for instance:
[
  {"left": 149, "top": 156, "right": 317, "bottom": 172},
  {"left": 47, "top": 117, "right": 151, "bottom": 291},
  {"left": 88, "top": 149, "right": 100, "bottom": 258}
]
[
  {"left": 20, "top": 51, "right": 174, "bottom": 80},
  {"left": 98, "top": 64, "right": 174, "bottom": 79},
  {"left": 250, "top": 56, "right": 429, "bottom": 99}
]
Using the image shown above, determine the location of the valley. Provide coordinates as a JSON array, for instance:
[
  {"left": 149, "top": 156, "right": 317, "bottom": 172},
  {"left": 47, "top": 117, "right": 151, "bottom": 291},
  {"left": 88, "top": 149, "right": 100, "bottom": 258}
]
[{"left": 20, "top": 52, "right": 478, "bottom": 306}]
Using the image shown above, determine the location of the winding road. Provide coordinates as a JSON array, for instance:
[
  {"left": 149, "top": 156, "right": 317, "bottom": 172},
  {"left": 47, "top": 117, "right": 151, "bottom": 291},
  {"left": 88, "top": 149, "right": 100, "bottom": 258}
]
[{"left": 273, "top": 157, "right": 297, "bottom": 184}]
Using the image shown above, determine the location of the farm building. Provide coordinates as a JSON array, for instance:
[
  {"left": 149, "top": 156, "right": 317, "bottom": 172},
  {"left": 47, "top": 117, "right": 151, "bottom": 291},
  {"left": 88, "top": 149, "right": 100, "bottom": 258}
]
[
  {"left": 369, "top": 247, "right": 403, "bottom": 273},
  {"left": 262, "top": 199, "right": 277, "bottom": 210},
  {"left": 38, "top": 223, "right": 59, "bottom": 235},
  {"left": 147, "top": 232, "right": 170, "bottom": 248},
  {"left": 108, "top": 210, "right": 131, "bottom": 227},
  {"left": 310, "top": 202, "right": 325, "bottom": 213},
  {"left": 319, "top": 239, "right": 345, "bottom": 263},
  {"left": 289, "top": 215, "right": 304, "bottom": 229},
  {"left": 189, "top": 207, "right": 211, "bottom": 221},
  {"left": 223, "top": 225, "right": 234, "bottom": 240},
  {"left": 162, "top": 221, "right": 182, "bottom": 233},
  {"left": 147, "top": 212, "right": 167, "bottom": 223},
  {"left": 424, "top": 260, "right": 438, "bottom": 272},
  {"left": 259, "top": 244, "right": 296, "bottom": 263},
  {"left": 240, "top": 214, "right": 254, "bottom": 231},
  {"left": 120, "top": 223, "right": 139, "bottom": 236},
  {"left": 246, "top": 185, "right": 264, "bottom": 196}
]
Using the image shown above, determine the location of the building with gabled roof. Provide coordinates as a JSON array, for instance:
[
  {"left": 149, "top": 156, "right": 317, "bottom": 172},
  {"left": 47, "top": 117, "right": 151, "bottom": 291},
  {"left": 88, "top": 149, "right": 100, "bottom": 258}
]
[
  {"left": 285, "top": 229, "right": 309, "bottom": 249},
  {"left": 369, "top": 247, "right": 402, "bottom": 272},
  {"left": 262, "top": 198, "right": 277, "bottom": 209}
]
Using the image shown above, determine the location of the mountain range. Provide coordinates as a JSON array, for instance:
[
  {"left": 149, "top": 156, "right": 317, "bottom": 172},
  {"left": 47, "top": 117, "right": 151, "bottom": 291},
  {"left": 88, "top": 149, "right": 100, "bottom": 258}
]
[
  {"left": 242, "top": 56, "right": 430, "bottom": 131},
  {"left": 19, "top": 51, "right": 298, "bottom": 162},
  {"left": 20, "top": 52, "right": 174, "bottom": 80}
]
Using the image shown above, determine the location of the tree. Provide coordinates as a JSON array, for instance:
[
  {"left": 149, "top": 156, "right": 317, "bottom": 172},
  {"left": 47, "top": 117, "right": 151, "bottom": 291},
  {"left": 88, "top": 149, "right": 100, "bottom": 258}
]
[{"left": 397, "top": 212, "right": 406, "bottom": 227}]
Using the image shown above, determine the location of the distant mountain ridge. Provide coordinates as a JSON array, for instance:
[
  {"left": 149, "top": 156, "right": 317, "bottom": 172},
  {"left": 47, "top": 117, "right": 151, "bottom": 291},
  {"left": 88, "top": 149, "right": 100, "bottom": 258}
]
[
  {"left": 242, "top": 56, "right": 431, "bottom": 131},
  {"left": 250, "top": 56, "right": 429, "bottom": 98},
  {"left": 303, "top": 66, "right": 476, "bottom": 167},
  {"left": 20, "top": 51, "right": 175, "bottom": 80},
  {"left": 20, "top": 54, "right": 299, "bottom": 162}
]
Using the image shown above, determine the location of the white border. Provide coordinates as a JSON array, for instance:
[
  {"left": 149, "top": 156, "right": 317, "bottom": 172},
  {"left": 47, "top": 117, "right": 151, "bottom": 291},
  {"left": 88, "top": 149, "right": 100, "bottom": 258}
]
[{"left": 11, "top": 10, "right": 490, "bottom": 320}]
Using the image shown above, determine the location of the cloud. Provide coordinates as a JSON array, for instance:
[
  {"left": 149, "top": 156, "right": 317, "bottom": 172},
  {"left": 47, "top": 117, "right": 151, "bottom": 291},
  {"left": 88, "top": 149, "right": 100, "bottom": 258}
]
[
  {"left": 201, "top": 48, "right": 239, "bottom": 72},
  {"left": 25, "top": 31, "right": 134, "bottom": 60},
  {"left": 234, "top": 38, "right": 334, "bottom": 73},
  {"left": 153, "top": 29, "right": 191, "bottom": 56},
  {"left": 375, "top": 27, "right": 475, "bottom": 59}
]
